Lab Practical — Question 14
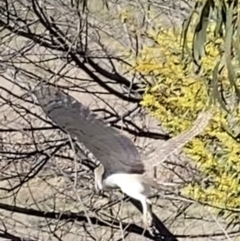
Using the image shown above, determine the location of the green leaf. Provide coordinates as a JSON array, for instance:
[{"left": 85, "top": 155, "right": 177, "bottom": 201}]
[
  {"left": 235, "top": 10, "right": 240, "bottom": 64},
  {"left": 192, "top": 0, "right": 215, "bottom": 68},
  {"left": 181, "top": 1, "right": 204, "bottom": 59},
  {"left": 181, "top": 11, "right": 195, "bottom": 59},
  {"left": 224, "top": 1, "right": 240, "bottom": 100},
  {"left": 214, "top": 2, "right": 226, "bottom": 37},
  {"left": 212, "top": 58, "right": 228, "bottom": 112}
]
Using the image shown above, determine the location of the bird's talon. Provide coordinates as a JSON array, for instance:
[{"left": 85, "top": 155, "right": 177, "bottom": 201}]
[
  {"left": 143, "top": 212, "right": 153, "bottom": 229},
  {"left": 94, "top": 188, "right": 103, "bottom": 195}
]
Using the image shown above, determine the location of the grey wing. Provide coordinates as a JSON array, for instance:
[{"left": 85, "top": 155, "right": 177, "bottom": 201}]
[{"left": 34, "top": 84, "right": 144, "bottom": 174}]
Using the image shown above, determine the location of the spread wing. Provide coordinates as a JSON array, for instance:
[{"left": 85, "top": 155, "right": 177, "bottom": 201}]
[{"left": 34, "top": 84, "right": 144, "bottom": 174}]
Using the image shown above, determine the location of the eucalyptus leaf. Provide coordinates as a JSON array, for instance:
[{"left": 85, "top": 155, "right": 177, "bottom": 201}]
[
  {"left": 224, "top": 1, "right": 240, "bottom": 100},
  {"left": 192, "top": 0, "right": 214, "bottom": 68},
  {"left": 181, "top": 11, "right": 195, "bottom": 59},
  {"left": 236, "top": 11, "right": 240, "bottom": 64},
  {"left": 214, "top": 2, "right": 225, "bottom": 37},
  {"left": 212, "top": 58, "right": 228, "bottom": 112}
]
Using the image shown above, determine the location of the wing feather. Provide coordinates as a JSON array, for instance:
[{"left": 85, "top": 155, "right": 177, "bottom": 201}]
[{"left": 34, "top": 84, "right": 144, "bottom": 174}]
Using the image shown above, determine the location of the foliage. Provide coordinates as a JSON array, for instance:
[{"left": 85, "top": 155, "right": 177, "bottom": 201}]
[{"left": 125, "top": 0, "right": 240, "bottom": 228}]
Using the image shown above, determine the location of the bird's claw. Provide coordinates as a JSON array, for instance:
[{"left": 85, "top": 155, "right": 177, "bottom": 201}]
[
  {"left": 96, "top": 190, "right": 104, "bottom": 195},
  {"left": 143, "top": 211, "right": 153, "bottom": 229},
  {"left": 94, "top": 185, "right": 104, "bottom": 195}
]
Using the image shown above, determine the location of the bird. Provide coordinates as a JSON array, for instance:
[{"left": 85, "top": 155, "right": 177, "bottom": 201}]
[{"left": 34, "top": 83, "right": 212, "bottom": 227}]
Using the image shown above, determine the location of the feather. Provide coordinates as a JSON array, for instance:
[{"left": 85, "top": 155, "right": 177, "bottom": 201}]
[{"left": 34, "top": 84, "right": 144, "bottom": 175}]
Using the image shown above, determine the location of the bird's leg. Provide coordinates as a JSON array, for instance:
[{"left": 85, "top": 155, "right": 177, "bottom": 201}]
[
  {"left": 139, "top": 196, "right": 153, "bottom": 229},
  {"left": 94, "top": 164, "right": 105, "bottom": 193},
  {"left": 117, "top": 177, "right": 153, "bottom": 228}
]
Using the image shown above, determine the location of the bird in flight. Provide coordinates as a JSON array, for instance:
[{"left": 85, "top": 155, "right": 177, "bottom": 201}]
[{"left": 34, "top": 83, "right": 212, "bottom": 227}]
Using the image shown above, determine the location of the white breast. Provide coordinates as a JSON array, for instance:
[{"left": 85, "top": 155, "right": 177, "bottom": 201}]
[
  {"left": 103, "top": 173, "right": 150, "bottom": 197},
  {"left": 103, "top": 173, "right": 152, "bottom": 226}
]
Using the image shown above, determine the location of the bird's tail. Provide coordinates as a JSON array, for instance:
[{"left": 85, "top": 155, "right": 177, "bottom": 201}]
[{"left": 145, "top": 110, "right": 212, "bottom": 170}]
